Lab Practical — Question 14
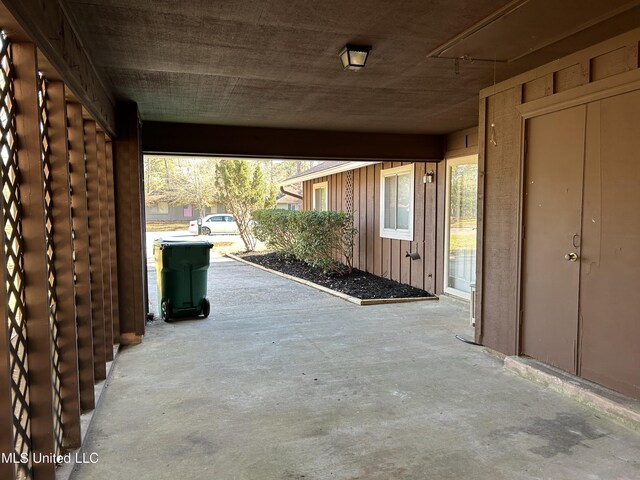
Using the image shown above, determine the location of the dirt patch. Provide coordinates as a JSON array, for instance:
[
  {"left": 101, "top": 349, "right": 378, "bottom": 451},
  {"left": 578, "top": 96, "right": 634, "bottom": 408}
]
[{"left": 239, "top": 252, "right": 434, "bottom": 300}]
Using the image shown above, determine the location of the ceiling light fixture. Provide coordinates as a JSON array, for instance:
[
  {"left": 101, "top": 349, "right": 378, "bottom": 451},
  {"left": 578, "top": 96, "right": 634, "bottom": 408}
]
[{"left": 339, "top": 44, "right": 371, "bottom": 71}]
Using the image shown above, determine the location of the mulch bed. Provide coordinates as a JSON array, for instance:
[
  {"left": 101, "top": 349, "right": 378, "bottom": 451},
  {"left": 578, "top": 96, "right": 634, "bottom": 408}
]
[{"left": 238, "top": 252, "right": 434, "bottom": 300}]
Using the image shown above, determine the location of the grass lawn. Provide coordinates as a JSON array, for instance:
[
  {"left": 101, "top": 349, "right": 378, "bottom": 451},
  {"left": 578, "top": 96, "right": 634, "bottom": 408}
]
[
  {"left": 146, "top": 221, "right": 189, "bottom": 232},
  {"left": 450, "top": 229, "right": 476, "bottom": 253}
]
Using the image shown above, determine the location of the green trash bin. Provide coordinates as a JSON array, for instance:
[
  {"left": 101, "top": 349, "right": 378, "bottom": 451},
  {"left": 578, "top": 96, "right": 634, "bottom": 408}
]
[{"left": 153, "top": 239, "right": 213, "bottom": 321}]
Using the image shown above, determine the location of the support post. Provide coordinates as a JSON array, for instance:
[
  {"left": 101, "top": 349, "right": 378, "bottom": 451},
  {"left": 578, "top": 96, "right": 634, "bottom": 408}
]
[
  {"left": 96, "top": 132, "right": 113, "bottom": 360},
  {"left": 46, "top": 81, "right": 81, "bottom": 449},
  {"left": 13, "top": 41, "right": 55, "bottom": 479},
  {"left": 105, "top": 141, "right": 120, "bottom": 342},
  {"left": 66, "top": 104, "right": 95, "bottom": 411},
  {"left": 83, "top": 120, "right": 107, "bottom": 380},
  {"left": 114, "top": 103, "right": 146, "bottom": 344}
]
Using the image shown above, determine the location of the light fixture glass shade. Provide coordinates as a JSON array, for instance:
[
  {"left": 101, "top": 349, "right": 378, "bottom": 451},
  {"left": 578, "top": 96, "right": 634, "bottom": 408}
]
[
  {"left": 339, "top": 44, "right": 371, "bottom": 70},
  {"left": 339, "top": 49, "right": 350, "bottom": 69}
]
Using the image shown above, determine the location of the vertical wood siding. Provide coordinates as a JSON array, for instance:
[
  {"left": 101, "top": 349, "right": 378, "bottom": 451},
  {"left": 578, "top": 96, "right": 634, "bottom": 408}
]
[{"left": 303, "top": 161, "right": 441, "bottom": 293}]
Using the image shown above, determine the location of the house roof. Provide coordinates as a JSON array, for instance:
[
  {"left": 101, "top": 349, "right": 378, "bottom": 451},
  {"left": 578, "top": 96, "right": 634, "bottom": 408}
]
[
  {"left": 276, "top": 194, "right": 302, "bottom": 205},
  {"left": 279, "top": 160, "right": 380, "bottom": 186}
]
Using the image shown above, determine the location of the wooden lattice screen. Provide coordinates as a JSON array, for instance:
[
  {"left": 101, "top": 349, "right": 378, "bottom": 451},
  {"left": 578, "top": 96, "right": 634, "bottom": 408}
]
[
  {"left": 344, "top": 170, "right": 354, "bottom": 213},
  {"left": 38, "top": 74, "right": 64, "bottom": 458},
  {"left": 0, "top": 35, "right": 32, "bottom": 480},
  {"left": 0, "top": 28, "right": 120, "bottom": 480}
]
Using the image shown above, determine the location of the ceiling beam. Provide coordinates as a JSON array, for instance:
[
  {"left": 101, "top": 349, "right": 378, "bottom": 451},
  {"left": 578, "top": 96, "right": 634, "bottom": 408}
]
[
  {"left": 0, "top": 0, "right": 116, "bottom": 137},
  {"left": 142, "top": 122, "right": 444, "bottom": 161}
]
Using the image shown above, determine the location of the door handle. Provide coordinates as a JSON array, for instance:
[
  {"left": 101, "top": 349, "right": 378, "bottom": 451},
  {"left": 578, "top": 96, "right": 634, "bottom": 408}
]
[{"left": 564, "top": 252, "right": 579, "bottom": 262}]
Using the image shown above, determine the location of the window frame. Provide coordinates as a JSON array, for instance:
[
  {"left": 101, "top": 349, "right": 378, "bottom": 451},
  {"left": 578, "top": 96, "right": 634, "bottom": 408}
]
[
  {"left": 312, "top": 181, "right": 329, "bottom": 211},
  {"left": 379, "top": 164, "right": 415, "bottom": 241},
  {"left": 443, "top": 154, "right": 478, "bottom": 300}
]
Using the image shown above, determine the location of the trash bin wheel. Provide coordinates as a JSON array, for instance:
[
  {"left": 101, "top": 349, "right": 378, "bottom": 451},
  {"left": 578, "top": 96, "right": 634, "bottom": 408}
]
[
  {"left": 161, "top": 300, "right": 171, "bottom": 321},
  {"left": 201, "top": 226, "right": 211, "bottom": 235},
  {"left": 201, "top": 298, "right": 210, "bottom": 318}
]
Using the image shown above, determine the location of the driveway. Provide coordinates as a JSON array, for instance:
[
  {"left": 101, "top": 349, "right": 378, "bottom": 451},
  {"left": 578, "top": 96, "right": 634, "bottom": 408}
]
[{"left": 71, "top": 258, "right": 640, "bottom": 480}]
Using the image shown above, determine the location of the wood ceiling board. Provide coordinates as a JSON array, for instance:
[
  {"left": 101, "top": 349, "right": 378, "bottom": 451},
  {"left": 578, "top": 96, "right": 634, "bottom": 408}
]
[{"left": 61, "top": 0, "right": 640, "bottom": 133}]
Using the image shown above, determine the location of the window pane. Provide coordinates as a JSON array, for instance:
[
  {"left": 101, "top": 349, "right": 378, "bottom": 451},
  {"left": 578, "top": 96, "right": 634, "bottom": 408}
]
[
  {"left": 314, "top": 187, "right": 327, "bottom": 211},
  {"left": 447, "top": 162, "right": 478, "bottom": 293},
  {"left": 397, "top": 173, "right": 411, "bottom": 230},
  {"left": 384, "top": 175, "right": 397, "bottom": 229}
]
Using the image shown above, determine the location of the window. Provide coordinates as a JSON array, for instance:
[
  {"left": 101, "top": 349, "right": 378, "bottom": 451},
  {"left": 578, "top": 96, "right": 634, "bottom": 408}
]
[
  {"left": 380, "top": 164, "right": 414, "bottom": 241},
  {"left": 209, "top": 216, "right": 225, "bottom": 222},
  {"left": 443, "top": 155, "right": 478, "bottom": 299},
  {"left": 312, "top": 181, "right": 328, "bottom": 211}
]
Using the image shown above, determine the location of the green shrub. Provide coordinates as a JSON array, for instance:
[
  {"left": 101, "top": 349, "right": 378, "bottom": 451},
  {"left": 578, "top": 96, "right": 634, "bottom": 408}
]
[
  {"left": 252, "top": 209, "right": 298, "bottom": 257},
  {"left": 253, "top": 209, "right": 357, "bottom": 274}
]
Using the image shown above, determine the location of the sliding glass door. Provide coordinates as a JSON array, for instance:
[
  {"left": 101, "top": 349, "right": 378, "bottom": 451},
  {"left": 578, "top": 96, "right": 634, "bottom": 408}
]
[{"left": 444, "top": 155, "right": 478, "bottom": 299}]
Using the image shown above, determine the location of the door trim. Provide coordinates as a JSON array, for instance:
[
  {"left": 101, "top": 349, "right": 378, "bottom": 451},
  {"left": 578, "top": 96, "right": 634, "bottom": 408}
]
[{"left": 517, "top": 68, "right": 640, "bottom": 119}]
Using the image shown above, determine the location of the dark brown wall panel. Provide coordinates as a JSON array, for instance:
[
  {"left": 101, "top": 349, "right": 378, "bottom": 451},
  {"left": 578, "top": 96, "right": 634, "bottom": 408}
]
[
  {"left": 0, "top": 0, "right": 116, "bottom": 135},
  {"left": 579, "top": 91, "right": 640, "bottom": 399},
  {"left": 66, "top": 103, "right": 95, "bottom": 411},
  {"left": 372, "top": 164, "right": 382, "bottom": 277},
  {"left": 435, "top": 161, "right": 446, "bottom": 295},
  {"left": 365, "top": 165, "right": 375, "bottom": 274},
  {"left": 301, "top": 161, "right": 440, "bottom": 293},
  {"left": 13, "top": 41, "right": 57, "bottom": 479},
  {"left": 143, "top": 122, "right": 444, "bottom": 161},
  {"left": 47, "top": 81, "right": 81, "bottom": 449},
  {"left": 105, "top": 141, "right": 120, "bottom": 343},
  {"left": 476, "top": 87, "right": 522, "bottom": 355},
  {"left": 96, "top": 132, "right": 113, "bottom": 361},
  {"left": 477, "top": 28, "right": 640, "bottom": 359},
  {"left": 424, "top": 161, "right": 438, "bottom": 294},
  {"left": 590, "top": 46, "right": 628, "bottom": 81},
  {"left": 83, "top": 120, "right": 107, "bottom": 380},
  {"left": 554, "top": 63, "right": 587, "bottom": 92},
  {"left": 410, "top": 162, "right": 426, "bottom": 290},
  {"left": 359, "top": 169, "right": 367, "bottom": 269},
  {"left": 114, "top": 103, "right": 146, "bottom": 342}
]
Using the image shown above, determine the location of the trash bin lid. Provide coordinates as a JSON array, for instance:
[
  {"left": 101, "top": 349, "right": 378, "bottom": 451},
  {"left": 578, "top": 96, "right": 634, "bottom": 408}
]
[{"left": 153, "top": 239, "right": 213, "bottom": 249}]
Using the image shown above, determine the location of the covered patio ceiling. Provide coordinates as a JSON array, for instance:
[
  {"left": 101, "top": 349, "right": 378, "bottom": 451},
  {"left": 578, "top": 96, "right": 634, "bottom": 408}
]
[{"left": 62, "top": 0, "right": 640, "bottom": 134}]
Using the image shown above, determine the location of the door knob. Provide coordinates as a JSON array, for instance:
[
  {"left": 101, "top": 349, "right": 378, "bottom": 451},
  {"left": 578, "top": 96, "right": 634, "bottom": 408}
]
[{"left": 564, "top": 252, "right": 579, "bottom": 262}]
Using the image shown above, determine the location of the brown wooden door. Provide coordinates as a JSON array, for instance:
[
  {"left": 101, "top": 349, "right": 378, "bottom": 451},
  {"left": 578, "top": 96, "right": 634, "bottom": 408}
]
[
  {"left": 579, "top": 91, "right": 640, "bottom": 399},
  {"left": 521, "top": 105, "right": 586, "bottom": 374}
]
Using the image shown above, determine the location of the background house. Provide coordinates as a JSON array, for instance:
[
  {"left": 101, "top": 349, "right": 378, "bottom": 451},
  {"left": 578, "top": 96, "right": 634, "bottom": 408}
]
[
  {"left": 145, "top": 199, "right": 226, "bottom": 221},
  {"left": 275, "top": 194, "right": 302, "bottom": 211}
]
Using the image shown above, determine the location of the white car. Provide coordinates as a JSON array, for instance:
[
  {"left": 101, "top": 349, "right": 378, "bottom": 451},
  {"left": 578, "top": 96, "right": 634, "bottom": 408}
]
[{"left": 188, "top": 214, "right": 239, "bottom": 235}]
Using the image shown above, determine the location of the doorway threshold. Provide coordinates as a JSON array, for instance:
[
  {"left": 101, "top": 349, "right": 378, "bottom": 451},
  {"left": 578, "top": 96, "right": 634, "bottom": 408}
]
[{"left": 504, "top": 356, "right": 640, "bottom": 432}]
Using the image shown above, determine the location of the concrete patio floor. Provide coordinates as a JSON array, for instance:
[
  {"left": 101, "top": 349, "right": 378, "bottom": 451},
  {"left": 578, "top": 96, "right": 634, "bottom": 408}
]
[{"left": 70, "top": 257, "right": 640, "bottom": 480}]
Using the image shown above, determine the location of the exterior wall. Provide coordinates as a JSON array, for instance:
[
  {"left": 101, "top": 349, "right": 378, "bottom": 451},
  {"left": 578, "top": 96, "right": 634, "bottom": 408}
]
[
  {"left": 301, "top": 130, "right": 478, "bottom": 294},
  {"left": 303, "top": 162, "right": 440, "bottom": 293},
  {"left": 476, "top": 27, "right": 640, "bottom": 355}
]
